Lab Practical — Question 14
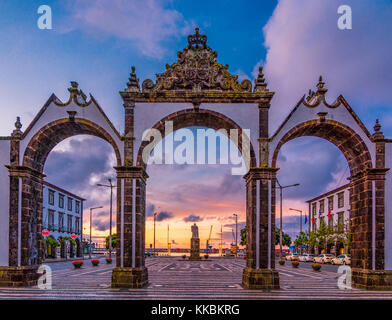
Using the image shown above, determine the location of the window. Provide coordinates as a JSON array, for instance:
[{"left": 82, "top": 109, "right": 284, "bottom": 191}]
[
  {"left": 328, "top": 215, "right": 333, "bottom": 227},
  {"left": 48, "top": 210, "right": 55, "bottom": 229},
  {"left": 58, "top": 213, "right": 64, "bottom": 232},
  {"left": 338, "top": 212, "right": 344, "bottom": 231},
  {"left": 328, "top": 196, "right": 334, "bottom": 210},
  {"left": 48, "top": 190, "right": 55, "bottom": 206},
  {"left": 67, "top": 215, "right": 72, "bottom": 232},
  {"left": 75, "top": 217, "right": 80, "bottom": 233},
  {"left": 67, "top": 197, "right": 73, "bottom": 211},
  {"left": 312, "top": 203, "right": 316, "bottom": 215},
  {"left": 75, "top": 200, "right": 80, "bottom": 214},
  {"left": 338, "top": 192, "right": 344, "bottom": 208},
  {"left": 59, "top": 194, "right": 64, "bottom": 208},
  {"left": 319, "top": 200, "right": 325, "bottom": 214}
]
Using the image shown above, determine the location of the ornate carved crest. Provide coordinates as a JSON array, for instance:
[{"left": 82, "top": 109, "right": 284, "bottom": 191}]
[{"left": 142, "top": 28, "right": 252, "bottom": 93}]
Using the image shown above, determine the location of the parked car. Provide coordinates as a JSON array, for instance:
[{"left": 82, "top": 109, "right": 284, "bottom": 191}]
[
  {"left": 285, "top": 253, "right": 299, "bottom": 261},
  {"left": 331, "top": 254, "right": 351, "bottom": 265},
  {"left": 314, "top": 254, "right": 334, "bottom": 264},
  {"left": 299, "top": 253, "right": 315, "bottom": 262}
]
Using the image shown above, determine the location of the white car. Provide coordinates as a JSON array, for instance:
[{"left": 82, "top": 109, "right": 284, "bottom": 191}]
[{"left": 299, "top": 253, "right": 315, "bottom": 262}]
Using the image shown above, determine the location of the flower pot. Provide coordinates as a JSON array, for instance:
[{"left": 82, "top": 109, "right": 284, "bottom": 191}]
[
  {"left": 91, "top": 259, "right": 100, "bottom": 266},
  {"left": 312, "top": 263, "right": 322, "bottom": 271},
  {"left": 105, "top": 258, "right": 112, "bottom": 264},
  {"left": 72, "top": 260, "right": 83, "bottom": 269},
  {"left": 182, "top": 255, "right": 186, "bottom": 260},
  {"left": 204, "top": 255, "right": 209, "bottom": 260},
  {"left": 278, "top": 259, "right": 285, "bottom": 265},
  {"left": 291, "top": 260, "right": 299, "bottom": 268}
]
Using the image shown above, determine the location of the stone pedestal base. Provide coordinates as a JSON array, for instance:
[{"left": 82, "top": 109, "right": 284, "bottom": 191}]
[
  {"left": 190, "top": 238, "right": 201, "bottom": 261},
  {"left": 352, "top": 268, "right": 392, "bottom": 291},
  {"left": 242, "top": 267, "right": 280, "bottom": 290},
  {"left": 111, "top": 267, "right": 148, "bottom": 288},
  {"left": 0, "top": 266, "right": 39, "bottom": 287}
]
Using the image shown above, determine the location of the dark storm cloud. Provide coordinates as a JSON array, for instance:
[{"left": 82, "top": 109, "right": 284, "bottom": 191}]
[
  {"left": 44, "top": 136, "right": 116, "bottom": 196},
  {"left": 183, "top": 214, "right": 203, "bottom": 222},
  {"left": 156, "top": 211, "right": 174, "bottom": 221},
  {"left": 146, "top": 204, "right": 155, "bottom": 217},
  {"left": 93, "top": 219, "right": 110, "bottom": 232},
  {"left": 276, "top": 137, "right": 348, "bottom": 201}
]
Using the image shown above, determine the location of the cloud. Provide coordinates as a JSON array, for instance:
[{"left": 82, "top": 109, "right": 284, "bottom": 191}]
[
  {"left": 183, "top": 214, "right": 203, "bottom": 222},
  {"left": 262, "top": 0, "right": 392, "bottom": 133},
  {"left": 93, "top": 219, "right": 110, "bottom": 232},
  {"left": 44, "top": 135, "right": 117, "bottom": 209},
  {"left": 146, "top": 204, "right": 156, "bottom": 217},
  {"left": 156, "top": 211, "right": 174, "bottom": 221},
  {"left": 62, "top": 0, "right": 192, "bottom": 58}
]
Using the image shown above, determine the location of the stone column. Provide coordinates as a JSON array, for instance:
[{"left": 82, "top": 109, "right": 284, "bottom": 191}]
[
  {"left": 111, "top": 166, "right": 148, "bottom": 288},
  {"left": 0, "top": 165, "right": 43, "bottom": 287},
  {"left": 242, "top": 167, "right": 279, "bottom": 290}
]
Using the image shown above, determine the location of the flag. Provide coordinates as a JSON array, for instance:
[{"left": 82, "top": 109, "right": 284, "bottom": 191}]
[
  {"left": 328, "top": 207, "right": 331, "bottom": 219},
  {"left": 304, "top": 215, "right": 308, "bottom": 224}
]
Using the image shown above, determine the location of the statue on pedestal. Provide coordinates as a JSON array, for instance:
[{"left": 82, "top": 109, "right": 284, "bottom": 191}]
[{"left": 189, "top": 223, "right": 201, "bottom": 260}]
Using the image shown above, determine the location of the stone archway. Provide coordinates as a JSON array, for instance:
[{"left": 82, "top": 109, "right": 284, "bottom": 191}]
[
  {"left": 268, "top": 89, "right": 392, "bottom": 289},
  {"left": 3, "top": 117, "right": 122, "bottom": 286}
]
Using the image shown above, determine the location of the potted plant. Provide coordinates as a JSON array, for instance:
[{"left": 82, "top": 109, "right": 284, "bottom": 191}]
[
  {"left": 204, "top": 254, "right": 209, "bottom": 260},
  {"left": 278, "top": 259, "right": 285, "bottom": 265},
  {"left": 91, "top": 259, "right": 100, "bottom": 266},
  {"left": 312, "top": 263, "right": 322, "bottom": 271},
  {"left": 105, "top": 258, "right": 112, "bottom": 264},
  {"left": 182, "top": 254, "right": 186, "bottom": 260},
  {"left": 291, "top": 260, "right": 300, "bottom": 268},
  {"left": 72, "top": 260, "right": 83, "bottom": 269}
]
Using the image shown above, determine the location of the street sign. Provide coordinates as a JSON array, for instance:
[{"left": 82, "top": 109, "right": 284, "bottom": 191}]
[{"left": 42, "top": 230, "right": 49, "bottom": 236}]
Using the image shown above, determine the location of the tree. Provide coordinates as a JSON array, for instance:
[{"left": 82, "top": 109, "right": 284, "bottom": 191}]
[
  {"left": 275, "top": 227, "right": 291, "bottom": 246},
  {"left": 239, "top": 227, "right": 291, "bottom": 246},
  {"left": 240, "top": 227, "right": 246, "bottom": 246},
  {"left": 105, "top": 233, "right": 117, "bottom": 249}
]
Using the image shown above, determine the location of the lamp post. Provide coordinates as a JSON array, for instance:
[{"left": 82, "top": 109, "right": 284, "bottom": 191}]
[
  {"left": 290, "top": 208, "right": 303, "bottom": 254},
  {"left": 89, "top": 206, "right": 103, "bottom": 259},
  {"left": 153, "top": 212, "right": 158, "bottom": 257},
  {"left": 97, "top": 179, "right": 115, "bottom": 259},
  {"left": 276, "top": 180, "right": 300, "bottom": 258},
  {"left": 233, "top": 213, "right": 238, "bottom": 258}
]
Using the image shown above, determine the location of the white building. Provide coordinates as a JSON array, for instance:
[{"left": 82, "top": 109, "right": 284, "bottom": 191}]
[
  {"left": 42, "top": 181, "right": 85, "bottom": 258},
  {"left": 306, "top": 183, "right": 350, "bottom": 232}
]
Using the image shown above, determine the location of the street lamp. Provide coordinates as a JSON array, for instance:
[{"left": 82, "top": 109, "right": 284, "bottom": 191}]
[
  {"left": 290, "top": 208, "right": 303, "bottom": 254},
  {"left": 97, "top": 179, "right": 116, "bottom": 259},
  {"left": 89, "top": 206, "right": 103, "bottom": 259},
  {"left": 233, "top": 214, "right": 238, "bottom": 258},
  {"left": 276, "top": 180, "right": 300, "bottom": 258},
  {"left": 153, "top": 212, "right": 158, "bottom": 257}
]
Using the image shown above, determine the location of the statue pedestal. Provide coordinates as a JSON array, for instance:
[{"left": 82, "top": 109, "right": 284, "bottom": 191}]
[{"left": 189, "top": 238, "right": 201, "bottom": 260}]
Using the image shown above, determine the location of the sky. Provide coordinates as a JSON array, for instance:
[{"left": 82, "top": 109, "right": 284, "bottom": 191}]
[{"left": 1, "top": 0, "right": 392, "bottom": 246}]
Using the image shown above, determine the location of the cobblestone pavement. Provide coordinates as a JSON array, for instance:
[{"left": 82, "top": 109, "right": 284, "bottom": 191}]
[{"left": 1, "top": 257, "right": 392, "bottom": 299}]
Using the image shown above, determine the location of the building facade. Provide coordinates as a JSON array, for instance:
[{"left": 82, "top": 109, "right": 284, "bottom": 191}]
[
  {"left": 307, "top": 183, "right": 350, "bottom": 231},
  {"left": 42, "top": 181, "right": 85, "bottom": 258},
  {"left": 306, "top": 183, "right": 351, "bottom": 254}
]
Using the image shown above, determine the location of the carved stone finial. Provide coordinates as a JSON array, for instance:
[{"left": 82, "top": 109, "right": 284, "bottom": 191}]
[
  {"left": 254, "top": 66, "right": 267, "bottom": 92},
  {"left": 316, "top": 75, "right": 328, "bottom": 94},
  {"left": 373, "top": 119, "right": 384, "bottom": 140},
  {"left": 54, "top": 81, "right": 92, "bottom": 107},
  {"left": 11, "top": 116, "right": 23, "bottom": 138},
  {"left": 126, "top": 66, "right": 140, "bottom": 92},
  {"left": 187, "top": 27, "right": 207, "bottom": 49}
]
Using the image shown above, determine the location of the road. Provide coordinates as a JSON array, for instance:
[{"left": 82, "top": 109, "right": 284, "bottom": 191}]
[{"left": 0, "top": 256, "right": 391, "bottom": 299}]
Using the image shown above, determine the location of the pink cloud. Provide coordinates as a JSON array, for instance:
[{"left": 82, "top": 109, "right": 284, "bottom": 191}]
[{"left": 262, "top": 0, "right": 392, "bottom": 133}]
